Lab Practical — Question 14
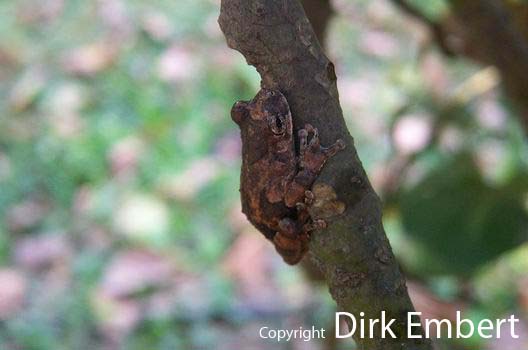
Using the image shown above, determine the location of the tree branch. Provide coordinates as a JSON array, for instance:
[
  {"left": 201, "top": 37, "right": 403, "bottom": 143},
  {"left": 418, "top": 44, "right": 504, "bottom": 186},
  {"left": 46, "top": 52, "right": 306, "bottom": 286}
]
[
  {"left": 389, "top": 0, "right": 455, "bottom": 57},
  {"left": 388, "top": 0, "right": 528, "bottom": 133},
  {"left": 219, "top": 1, "right": 432, "bottom": 348},
  {"left": 447, "top": 0, "right": 528, "bottom": 133}
]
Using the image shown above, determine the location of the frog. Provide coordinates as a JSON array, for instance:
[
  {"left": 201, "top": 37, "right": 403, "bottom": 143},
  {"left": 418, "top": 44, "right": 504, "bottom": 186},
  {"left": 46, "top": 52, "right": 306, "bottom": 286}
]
[{"left": 231, "top": 88, "right": 345, "bottom": 264}]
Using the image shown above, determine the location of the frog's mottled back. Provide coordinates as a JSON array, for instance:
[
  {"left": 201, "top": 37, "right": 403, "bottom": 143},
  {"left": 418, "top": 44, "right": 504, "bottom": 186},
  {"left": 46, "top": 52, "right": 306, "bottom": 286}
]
[{"left": 231, "top": 88, "right": 345, "bottom": 264}]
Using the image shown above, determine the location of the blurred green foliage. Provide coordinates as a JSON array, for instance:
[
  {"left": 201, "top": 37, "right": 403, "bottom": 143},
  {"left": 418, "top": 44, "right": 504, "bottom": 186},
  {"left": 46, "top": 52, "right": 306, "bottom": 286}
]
[{"left": 400, "top": 152, "right": 528, "bottom": 275}]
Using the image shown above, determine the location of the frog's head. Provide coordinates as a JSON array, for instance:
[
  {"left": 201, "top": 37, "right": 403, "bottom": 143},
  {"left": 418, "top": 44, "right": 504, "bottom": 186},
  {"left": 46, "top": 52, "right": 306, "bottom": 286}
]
[{"left": 231, "top": 89, "right": 292, "bottom": 138}]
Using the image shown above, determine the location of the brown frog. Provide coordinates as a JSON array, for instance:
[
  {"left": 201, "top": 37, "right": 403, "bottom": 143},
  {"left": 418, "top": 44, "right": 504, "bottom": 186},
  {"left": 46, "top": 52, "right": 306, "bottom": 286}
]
[{"left": 231, "top": 88, "right": 345, "bottom": 264}]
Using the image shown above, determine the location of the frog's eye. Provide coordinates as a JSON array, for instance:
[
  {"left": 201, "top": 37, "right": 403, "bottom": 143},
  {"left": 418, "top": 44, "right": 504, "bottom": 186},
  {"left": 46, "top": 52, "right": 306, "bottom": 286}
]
[{"left": 268, "top": 115, "right": 286, "bottom": 135}]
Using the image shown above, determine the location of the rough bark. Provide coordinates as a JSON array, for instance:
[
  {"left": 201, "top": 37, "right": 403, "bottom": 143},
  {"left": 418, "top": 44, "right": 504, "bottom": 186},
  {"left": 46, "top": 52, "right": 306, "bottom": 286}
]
[{"left": 219, "top": 1, "right": 432, "bottom": 349}]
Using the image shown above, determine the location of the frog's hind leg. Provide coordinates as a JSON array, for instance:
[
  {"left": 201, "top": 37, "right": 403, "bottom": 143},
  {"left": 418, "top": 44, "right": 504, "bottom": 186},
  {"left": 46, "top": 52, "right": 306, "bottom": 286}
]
[
  {"left": 273, "top": 218, "right": 309, "bottom": 265},
  {"left": 303, "top": 218, "right": 327, "bottom": 232}
]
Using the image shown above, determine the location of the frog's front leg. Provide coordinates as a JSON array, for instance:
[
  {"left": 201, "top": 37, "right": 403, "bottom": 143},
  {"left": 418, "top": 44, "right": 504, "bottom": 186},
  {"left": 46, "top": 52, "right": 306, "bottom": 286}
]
[{"left": 284, "top": 124, "right": 345, "bottom": 208}]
